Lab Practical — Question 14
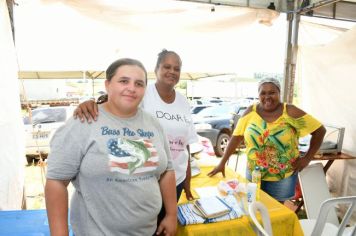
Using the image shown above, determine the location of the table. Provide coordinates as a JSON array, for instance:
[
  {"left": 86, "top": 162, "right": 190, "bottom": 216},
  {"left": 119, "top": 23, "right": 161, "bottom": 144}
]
[
  {"left": 0, "top": 209, "right": 73, "bottom": 236},
  {"left": 177, "top": 166, "right": 304, "bottom": 236},
  {"left": 312, "top": 152, "right": 356, "bottom": 173}
]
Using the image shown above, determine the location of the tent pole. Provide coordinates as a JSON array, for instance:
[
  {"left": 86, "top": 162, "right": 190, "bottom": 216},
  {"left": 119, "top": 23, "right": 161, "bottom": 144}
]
[
  {"left": 289, "top": 2, "right": 301, "bottom": 103},
  {"left": 283, "top": 0, "right": 301, "bottom": 103},
  {"left": 6, "top": 0, "right": 14, "bottom": 41},
  {"left": 282, "top": 0, "right": 295, "bottom": 103}
]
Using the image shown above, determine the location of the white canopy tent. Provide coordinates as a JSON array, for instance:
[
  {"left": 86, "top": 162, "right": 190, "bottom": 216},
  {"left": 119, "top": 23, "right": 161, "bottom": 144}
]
[
  {"left": 1, "top": 0, "right": 356, "bottom": 210},
  {"left": 0, "top": 0, "right": 25, "bottom": 210},
  {"left": 3, "top": 0, "right": 286, "bottom": 210},
  {"left": 297, "top": 24, "right": 356, "bottom": 222}
]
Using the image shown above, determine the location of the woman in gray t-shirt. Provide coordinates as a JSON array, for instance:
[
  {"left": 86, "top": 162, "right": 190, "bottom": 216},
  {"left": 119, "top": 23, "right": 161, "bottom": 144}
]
[{"left": 45, "top": 58, "right": 177, "bottom": 236}]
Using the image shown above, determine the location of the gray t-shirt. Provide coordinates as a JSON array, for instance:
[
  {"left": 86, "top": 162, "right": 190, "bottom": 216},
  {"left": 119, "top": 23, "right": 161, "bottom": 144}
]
[{"left": 47, "top": 106, "right": 173, "bottom": 236}]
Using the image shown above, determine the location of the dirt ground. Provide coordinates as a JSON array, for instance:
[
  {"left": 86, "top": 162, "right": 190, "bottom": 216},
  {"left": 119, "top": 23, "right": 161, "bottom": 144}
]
[
  {"left": 24, "top": 162, "right": 74, "bottom": 210},
  {"left": 24, "top": 163, "right": 47, "bottom": 209}
]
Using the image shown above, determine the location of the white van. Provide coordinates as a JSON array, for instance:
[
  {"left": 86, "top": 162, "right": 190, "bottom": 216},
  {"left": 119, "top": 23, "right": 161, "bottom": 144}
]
[{"left": 24, "top": 106, "right": 75, "bottom": 164}]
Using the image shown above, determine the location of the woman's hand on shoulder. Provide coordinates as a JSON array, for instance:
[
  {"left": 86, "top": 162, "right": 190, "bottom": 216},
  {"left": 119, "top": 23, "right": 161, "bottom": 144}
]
[
  {"left": 286, "top": 104, "right": 306, "bottom": 119},
  {"left": 73, "top": 100, "right": 99, "bottom": 123}
]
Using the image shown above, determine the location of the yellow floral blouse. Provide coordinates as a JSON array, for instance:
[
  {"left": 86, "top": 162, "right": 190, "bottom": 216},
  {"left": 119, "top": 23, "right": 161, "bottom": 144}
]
[{"left": 233, "top": 103, "right": 322, "bottom": 181}]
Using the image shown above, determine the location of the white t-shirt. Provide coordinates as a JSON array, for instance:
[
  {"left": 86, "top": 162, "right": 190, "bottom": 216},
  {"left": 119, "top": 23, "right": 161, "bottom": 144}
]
[{"left": 142, "top": 84, "right": 198, "bottom": 185}]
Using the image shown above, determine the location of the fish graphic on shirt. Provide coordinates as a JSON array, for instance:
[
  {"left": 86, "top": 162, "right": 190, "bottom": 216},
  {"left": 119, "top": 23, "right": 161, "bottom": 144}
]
[{"left": 107, "top": 138, "right": 158, "bottom": 174}]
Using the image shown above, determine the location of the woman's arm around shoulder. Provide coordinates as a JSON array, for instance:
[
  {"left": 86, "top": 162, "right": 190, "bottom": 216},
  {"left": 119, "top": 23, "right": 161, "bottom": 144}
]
[{"left": 73, "top": 99, "right": 101, "bottom": 123}]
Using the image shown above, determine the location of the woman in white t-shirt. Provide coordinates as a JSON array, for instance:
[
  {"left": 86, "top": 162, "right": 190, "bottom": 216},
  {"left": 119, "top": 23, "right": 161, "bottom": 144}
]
[{"left": 74, "top": 49, "right": 198, "bottom": 223}]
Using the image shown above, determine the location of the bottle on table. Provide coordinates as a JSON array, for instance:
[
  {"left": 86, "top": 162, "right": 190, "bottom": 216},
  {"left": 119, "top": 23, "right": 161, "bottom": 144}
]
[
  {"left": 252, "top": 166, "right": 262, "bottom": 200},
  {"left": 247, "top": 183, "right": 257, "bottom": 204}
]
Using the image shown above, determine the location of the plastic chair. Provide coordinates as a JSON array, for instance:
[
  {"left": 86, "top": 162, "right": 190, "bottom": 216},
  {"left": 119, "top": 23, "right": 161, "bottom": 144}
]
[
  {"left": 298, "top": 162, "right": 339, "bottom": 225},
  {"left": 248, "top": 201, "right": 273, "bottom": 236},
  {"left": 299, "top": 196, "right": 356, "bottom": 236}
]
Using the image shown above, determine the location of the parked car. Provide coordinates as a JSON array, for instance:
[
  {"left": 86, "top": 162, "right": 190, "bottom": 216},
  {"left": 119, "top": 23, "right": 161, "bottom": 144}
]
[
  {"left": 191, "top": 105, "right": 212, "bottom": 115},
  {"left": 204, "top": 98, "right": 224, "bottom": 104},
  {"left": 232, "top": 97, "right": 258, "bottom": 107},
  {"left": 190, "top": 99, "right": 210, "bottom": 106},
  {"left": 193, "top": 103, "right": 246, "bottom": 157},
  {"left": 191, "top": 105, "right": 213, "bottom": 121},
  {"left": 23, "top": 106, "right": 75, "bottom": 164},
  {"left": 190, "top": 98, "right": 226, "bottom": 106}
]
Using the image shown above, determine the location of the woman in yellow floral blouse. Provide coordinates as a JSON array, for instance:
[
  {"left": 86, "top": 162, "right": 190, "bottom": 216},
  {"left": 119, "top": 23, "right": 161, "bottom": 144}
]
[{"left": 208, "top": 78, "right": 326, "bottom": 202}]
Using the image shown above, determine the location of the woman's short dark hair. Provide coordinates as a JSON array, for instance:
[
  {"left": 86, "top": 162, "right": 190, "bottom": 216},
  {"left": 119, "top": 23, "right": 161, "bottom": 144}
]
[
  {"left": 106, "top": 58, "right": 147, "bottom": 83},
  {"left": 154, "top": 49, "right": 182, "bottom": 72}
]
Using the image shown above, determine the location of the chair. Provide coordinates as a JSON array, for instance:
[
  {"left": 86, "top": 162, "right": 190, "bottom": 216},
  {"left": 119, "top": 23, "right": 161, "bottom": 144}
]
[
  {"left": 249, "top": 198, "right": 356, "bottom": 236},
  {"left": 298, "top": 162, "right": 339, "bottom": 225},
  {"left": 299, "top": 196, "right": 356, "bottom": 236},
  {"left": 248, "top": 201, "right": 273, "bottom": 236}
]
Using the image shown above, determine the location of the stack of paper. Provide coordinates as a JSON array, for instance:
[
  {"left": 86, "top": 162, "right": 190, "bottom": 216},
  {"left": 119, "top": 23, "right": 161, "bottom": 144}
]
[
  {"left": 194, "top": 196, "right": 231, "bottom": 219},
  {"left": 177, "top": 195, "right": 245, "bottom": 225}
]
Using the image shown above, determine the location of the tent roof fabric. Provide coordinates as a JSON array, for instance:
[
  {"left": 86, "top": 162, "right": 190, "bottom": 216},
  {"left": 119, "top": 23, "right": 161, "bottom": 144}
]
[
  {"left": 14, "top": 0, "right": 355, "bottom": 80},
  {"left": 14, "top": 0, "right": 284, "bottom": 76}
]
